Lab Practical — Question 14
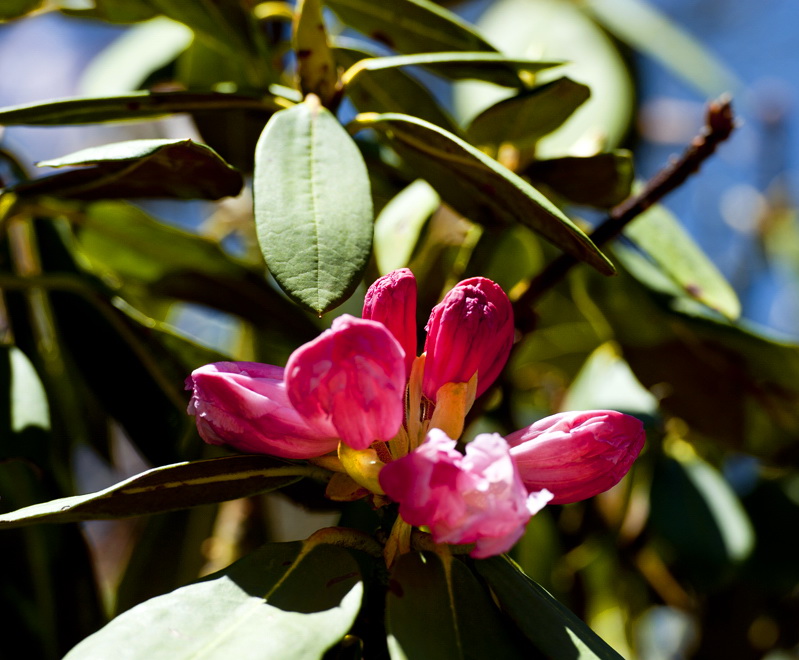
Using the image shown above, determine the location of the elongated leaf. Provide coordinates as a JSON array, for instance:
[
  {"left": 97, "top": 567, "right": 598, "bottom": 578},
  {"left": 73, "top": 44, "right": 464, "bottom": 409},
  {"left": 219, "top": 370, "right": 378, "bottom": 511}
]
[
  {"left": 254, "top": 97, "right": 373, "bottom": 314},
  {"left": 0, "top": 90, "right": 282, "bottom": 126},
  {"left": 474, "top": 555, "right": 624, "bottom": 660},
  {"left": 623, "top": 203, "right": 741, "bottom": 319},
  {"left": 65, "top": 539, "right": 364, "bottom": 659},
  {"left": 59, "top": 0, "right": 156, "bottom": 22},
  {"left": 342, "top": 51, "right": 562, "bottom": 88},
  {"left": 294, "top": 0, "right": 338, "bottom": 104},
  {"left": 353, "top": 112, "right": 614, "bottom": 275},
  {"left": 466, "top": 77, "right": 590, "bottom": 149},
  {"left": 523, "top": 151, "right": 634, "bottom": 209},
  {"left": 386, "top": 552, "right": 530, "bottom": 660},
  {"left": 325, "top": 0, "right": 496, "bottom": 54},
  {"left": 12, "top": 139, "right": 243, "bottom": 200},
  {"left": 335, "top": 44, "right": 460, "bottom": 134},
  {"left": 0, "top": 455, "right": 307, "bottom": 528}
]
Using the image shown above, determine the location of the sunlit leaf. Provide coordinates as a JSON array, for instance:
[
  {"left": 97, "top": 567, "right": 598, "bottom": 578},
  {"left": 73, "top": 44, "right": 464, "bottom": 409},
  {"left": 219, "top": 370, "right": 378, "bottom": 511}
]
[
  {"left": 12, "top": 139, "right": 243, "bottom": 200},
  {"left": 466, "top": 78, "right": 590, "bottom": 150},
  {"left": 353, "top": 112, "right": 614, "bottom": 275},
  {"left": 294, "top": 0, "right": 338, "bottom": 104},
  {"left": 0, "top": 455, "right": 305, "bottom": 528},
  {"left": 325, "top": 0, "right": 496, "bottom": 54},
  {"left": 254, "top": 97, "right": 373, "bottom": 314},
  {"left": 65, "top": 540, "right": 364, "bottom": 659},
  {"left": 473, "top": 555, "right": 624, "bottom": 659}
]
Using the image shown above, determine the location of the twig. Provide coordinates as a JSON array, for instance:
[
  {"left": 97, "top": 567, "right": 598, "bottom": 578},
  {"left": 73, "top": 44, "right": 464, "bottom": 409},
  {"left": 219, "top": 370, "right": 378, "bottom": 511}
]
[{"left": 514, "top": 95, "right": 736, "bottom": 330}]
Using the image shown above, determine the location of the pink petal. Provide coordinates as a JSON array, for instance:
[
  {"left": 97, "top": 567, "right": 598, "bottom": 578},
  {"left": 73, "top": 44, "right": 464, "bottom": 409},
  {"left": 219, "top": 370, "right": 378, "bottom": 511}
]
[
  {"left": 362, "top": 268, "right": 418, "bottom": 378},
  {"left": 285, "top": 315, "right": 406, "bottom": 450},
  {"left": 422, "top": 277, "right": 514, "bottom": 401},
  {"left": 186, "top": 362, "right": 338, "bottom": 459},
  {"left": 506, "top": 410, "right": 646, "bottom": 504}
]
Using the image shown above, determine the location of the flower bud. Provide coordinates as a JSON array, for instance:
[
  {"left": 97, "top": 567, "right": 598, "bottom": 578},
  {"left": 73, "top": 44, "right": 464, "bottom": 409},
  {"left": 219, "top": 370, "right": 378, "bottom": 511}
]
[
  {"left": 362, "top": 268, "right": 417, "bottom": 378},
  {"left": 286, "top": 315, "right": 406, "bottom": 450},
  {"left": 422, "top": 277, "right": 513, "bottom": 401},
  {"left": 186, "top": 362, "right": 339, "bottom": 459},
  {"left": 379, "top": 429, "right": 552, "bottom": 558},
  {"left": 506, "top": 410, "right": 646, "bottom": 505}
]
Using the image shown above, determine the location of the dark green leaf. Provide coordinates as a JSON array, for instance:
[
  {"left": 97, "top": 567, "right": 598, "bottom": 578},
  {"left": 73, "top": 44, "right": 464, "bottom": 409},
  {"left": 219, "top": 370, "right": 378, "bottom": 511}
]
[
  {"left": 0, "top": 455, "right": 306, "bottom": 528},
  {"left": 58, "top": 0, "right": 156, "bottom": 22},
  {"left": 12, "top": 139, "right": 243, "bottom": 200},
  {"left": 523, "top": 151, "right": 634, "bottom": 209},
  {"left": 335, "top": 44, "right": 461, "bottom": 134},
  {"left": 254, "top": 97, "right": 374, "bottom": 314},
  {"left": 325, "top": 0, "right": 496, "bottom": 54},
  {"left": 386, "top": 552, "right": 530, "bottom": 659},
  {"left": 474, "top": 555, "right": 624, "bottom": 660},
  {"left": 342, "top": 51, "right": 563, "bottom": 88},
  {"left": 466, "top": 77, "right": 590, "bottom": 150},
  {"left": 65, "top": 540, "right": 363, "bottom": 659},
  {"left": 353, "top": 112, "right": 614, "bottom": 275},
  {"left": 0, "top": 90, "right": 282, "bottom": 126},
  {"left": 0, "top": 0, "right": 42, "bottom": 20}
]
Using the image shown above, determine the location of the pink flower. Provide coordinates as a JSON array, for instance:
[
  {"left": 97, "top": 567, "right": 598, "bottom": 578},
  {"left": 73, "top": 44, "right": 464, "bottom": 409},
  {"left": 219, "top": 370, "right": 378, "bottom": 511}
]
[
  {"left": 379, "top": 429, "right": 553, "bottom": 558},
  {"left": 362, "top": 268, "right": 417, "bottom": 378},
  {"left": 422, "top": 277, "right": 514, "bottom": 401},
  {"left": 186, "top": 362, "right": 339, "bottom": 459},
  {"left": 506, "top": 410, "right": 646, "bottom": 505},
  {"left": 286, "top": 315, "right": 406, "bottom": 450}
]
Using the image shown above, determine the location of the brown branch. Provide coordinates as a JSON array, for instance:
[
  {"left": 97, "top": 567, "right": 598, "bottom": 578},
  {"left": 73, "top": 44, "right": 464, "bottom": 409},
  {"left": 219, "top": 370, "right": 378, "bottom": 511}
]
[{"left": 514, "top": 95, "right": 736, "bottom": 332}]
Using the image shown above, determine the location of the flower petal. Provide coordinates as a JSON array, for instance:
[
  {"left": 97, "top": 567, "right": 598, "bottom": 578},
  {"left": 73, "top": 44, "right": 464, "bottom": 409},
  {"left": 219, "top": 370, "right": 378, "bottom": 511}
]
[
  {"left": 362, "top": 268, "right": 418, "bottom": 378},
  {"left": 286, "top": 315, "right": 406, "bottom": 450},
  {"left": 186, "top": 362, "right": 339, "bottom": 459},
  {"left": 506, "top": 410, "right": 646, "bottom": 504},
  {"left": 423, "top": 277, "right": 514, "bottom": 400}
]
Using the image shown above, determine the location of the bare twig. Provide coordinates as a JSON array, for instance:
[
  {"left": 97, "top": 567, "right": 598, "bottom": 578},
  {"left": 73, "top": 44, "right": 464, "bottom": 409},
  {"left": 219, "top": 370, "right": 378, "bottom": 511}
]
[{"left": 514, "top": 95, "right": 736, "bottom": 331}]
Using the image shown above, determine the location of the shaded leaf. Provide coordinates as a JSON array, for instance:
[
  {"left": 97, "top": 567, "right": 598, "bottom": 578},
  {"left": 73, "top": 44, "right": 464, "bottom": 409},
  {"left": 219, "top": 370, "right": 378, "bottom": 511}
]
[
  {"left": 294, "top": 0, "right": 338, "bottom": 104},
  {"left": 254, "top": 97, "right": 373, "bottom": 314},
  {"left": 386, "top": 552, "right": 530, "bottom": 659},
  {"left": 12, "top": 139, "right": 243, "bottom": 201},
  {"left": 0, "top": 90, "right": 282, "bottom": 126},
  {"left": 474, "top": 555, "right": 624, "bottom": 660},
  {"left": 325, "top": 0, "right": 496, "bottom": 54},
  {"left": 0, "top": 455, "right": 306, "bottom": 528},
  {"left": 65, "top": 539, "right": 363, "bottom": 659},
  {"left": 353, "top": 112, "right": 614, "bottom": 275},
  {"left": 622, "top": 203, "right": 741, "bottom": 319},
  {"left": 0, "top": 0, "right": 42, "bottom": 20},
  {"left": 523, "top": 151, "right": 634, "bottom": 209},
  {"left": 466, "top": 77, "right": 590, "bottom": 150}
]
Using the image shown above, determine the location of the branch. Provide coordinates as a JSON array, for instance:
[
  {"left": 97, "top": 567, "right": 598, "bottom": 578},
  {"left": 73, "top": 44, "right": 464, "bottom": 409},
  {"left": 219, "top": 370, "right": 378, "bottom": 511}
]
[{"left": 515, "top": 95, "right": 736, "bottom": 330}]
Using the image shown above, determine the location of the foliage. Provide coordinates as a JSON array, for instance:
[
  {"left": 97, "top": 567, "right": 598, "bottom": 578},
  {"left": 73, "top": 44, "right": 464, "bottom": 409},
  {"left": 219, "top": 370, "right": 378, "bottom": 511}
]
[{"left": 1, "top": 1, "right": 798, "bottom": 658}]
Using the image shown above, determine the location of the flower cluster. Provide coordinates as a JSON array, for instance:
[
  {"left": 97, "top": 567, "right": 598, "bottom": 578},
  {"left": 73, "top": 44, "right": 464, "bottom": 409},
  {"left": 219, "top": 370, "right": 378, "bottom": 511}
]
[{"left": 186, "top": 269, "right": 645, "bottom": 559}]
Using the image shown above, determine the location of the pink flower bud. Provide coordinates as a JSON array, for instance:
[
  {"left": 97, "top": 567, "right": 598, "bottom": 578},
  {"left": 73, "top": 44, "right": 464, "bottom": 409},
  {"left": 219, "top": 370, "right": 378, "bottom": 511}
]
[
  {"left": 285, "top": 315, "right": 406, "bottom": 450},
  {"left": 186, "top": 362, "right": 339, "bottom": 459},
  {"left": 379, "top": 429, "right": 552, "bottom": 558},
  {"left": 362, "top": 268, "right": 417, "bottom": 378},
  {"left": 506, "top": 410, "right": 646, "bottom": 505},
  {"left": 422, "top": 277, "right": 514, "bottom": 401}
]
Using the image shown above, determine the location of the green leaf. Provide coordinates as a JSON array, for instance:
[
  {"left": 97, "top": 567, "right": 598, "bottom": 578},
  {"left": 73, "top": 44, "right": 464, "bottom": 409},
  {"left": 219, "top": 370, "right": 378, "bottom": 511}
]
[
  {"left": 0, "top": 0, "right": 42, "bottom": 20},
  {"left": 65, "top": 540, "right": 364, "bottom": 659},
  {"left": 12, "top": 139, "right": 243, "bottom": 200},
  {"left": 622, "top": 203, "right": 741, "bottom": 319},
  {"left": 335, "top": 43, "right": 461, "bottom": 134},
  {"left": 59, "top": 0, "right": 156, "bottom": 22},
  {"left": 374, "top": 179, "right": 440, "bottom": 275},
  {"left": 353, "top": 112, "right": 614, "bottom": 275},
  {"left": 342, "top": 51, "right": 563, "bottom": 88},
  {"left": 0, "top": 90, "right": 282, "bottom": 125},
  {"left": 474, "top": 555, "right": 624, "bottom": 660},
  {"left": 254, "top": 97, "right": 374, "bottom": 314},
  {"left": 466, "top": 77, "right": 590, "bottom": 149},
  {"left": 386, "top": 552, "right": 530, "bottom": 660},
  {"left": 0, "top": 455, "right": 307, "bottom": 528},
  {"left": 523, "top": 151, "right": 634, "bottom": 209},
  {"left": 294, "top": 0, "right": 339, "bottom": 104},
  {"left": 325, "top": 0, "right": 497, "bottom": 54}
]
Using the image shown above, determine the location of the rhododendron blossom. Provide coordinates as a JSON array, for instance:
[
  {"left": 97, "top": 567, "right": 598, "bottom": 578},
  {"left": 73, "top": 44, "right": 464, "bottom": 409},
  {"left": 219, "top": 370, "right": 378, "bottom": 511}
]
[{"left": 185, "top": 268, "right": 645, "bottom": 559}]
